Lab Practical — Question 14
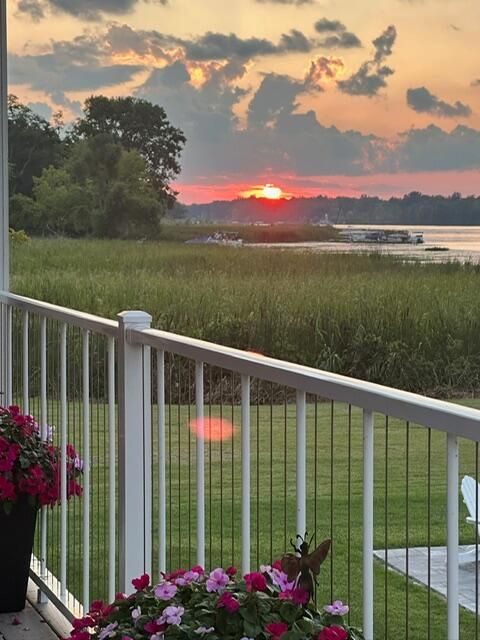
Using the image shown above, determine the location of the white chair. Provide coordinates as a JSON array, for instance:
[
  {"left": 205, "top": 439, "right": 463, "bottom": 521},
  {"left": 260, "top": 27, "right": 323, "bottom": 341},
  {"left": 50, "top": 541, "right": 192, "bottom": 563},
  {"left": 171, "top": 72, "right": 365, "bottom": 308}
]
[{"left": 460, "top": 475, "right": 480, "bottom": 564}]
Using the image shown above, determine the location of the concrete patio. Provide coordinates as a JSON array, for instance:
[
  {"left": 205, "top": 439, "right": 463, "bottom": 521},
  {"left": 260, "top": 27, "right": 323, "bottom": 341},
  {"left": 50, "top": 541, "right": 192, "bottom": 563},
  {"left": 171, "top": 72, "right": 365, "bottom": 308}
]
[
  {"left": 375, "top": 545, "right": 480, "bottom": 613},
  {"left": 0, "top": 581, "right": 71, "bottom": 640}
]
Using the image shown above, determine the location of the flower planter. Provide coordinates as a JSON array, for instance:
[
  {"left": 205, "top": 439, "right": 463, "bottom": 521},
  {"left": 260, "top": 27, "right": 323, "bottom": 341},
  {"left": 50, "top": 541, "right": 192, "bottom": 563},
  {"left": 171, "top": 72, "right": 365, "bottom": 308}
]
[{"left": 0, "top": 496, "right": 38, "bottom": 613}]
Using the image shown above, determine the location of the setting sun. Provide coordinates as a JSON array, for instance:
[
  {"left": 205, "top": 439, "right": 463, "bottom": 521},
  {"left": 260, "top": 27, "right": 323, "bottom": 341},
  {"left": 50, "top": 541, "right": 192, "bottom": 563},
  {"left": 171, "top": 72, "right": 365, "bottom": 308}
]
[{"left": 262, "top": 184, "right": 282, "bottom": 199}]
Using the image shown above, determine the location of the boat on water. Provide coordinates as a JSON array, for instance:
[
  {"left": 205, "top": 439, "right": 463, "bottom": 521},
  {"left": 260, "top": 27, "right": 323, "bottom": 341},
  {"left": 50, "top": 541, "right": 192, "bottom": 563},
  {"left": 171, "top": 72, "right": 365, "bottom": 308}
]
[
  {"left": 338, "top": 229, "right": 424, "bottom": 244},
  {"left": 185, "top": 231, "right": 243, "bottom": 247}
]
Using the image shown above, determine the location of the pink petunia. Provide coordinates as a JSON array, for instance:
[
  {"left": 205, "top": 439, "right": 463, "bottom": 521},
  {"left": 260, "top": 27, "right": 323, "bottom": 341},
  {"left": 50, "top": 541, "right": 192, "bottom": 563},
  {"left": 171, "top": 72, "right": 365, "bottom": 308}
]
[{"left": 154, "top": 581, "right": 178, "bottom": 600}]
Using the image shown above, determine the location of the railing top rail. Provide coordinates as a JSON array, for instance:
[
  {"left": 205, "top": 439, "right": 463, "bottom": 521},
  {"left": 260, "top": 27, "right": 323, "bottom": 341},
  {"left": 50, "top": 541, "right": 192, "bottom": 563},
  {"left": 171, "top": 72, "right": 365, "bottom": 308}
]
[
  {"left": 0, "top": 291, "right": 118, "bottom": 337},
  {"left": 132, "top": 326, "right": 480, "bottom": 440}
]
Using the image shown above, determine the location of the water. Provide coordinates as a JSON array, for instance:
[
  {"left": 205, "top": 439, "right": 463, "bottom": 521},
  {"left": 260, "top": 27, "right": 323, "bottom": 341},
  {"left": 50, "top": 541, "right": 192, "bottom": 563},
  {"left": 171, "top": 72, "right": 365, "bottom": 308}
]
[{"left": 253, "top": 226, "right": 480, "bottom": 263}]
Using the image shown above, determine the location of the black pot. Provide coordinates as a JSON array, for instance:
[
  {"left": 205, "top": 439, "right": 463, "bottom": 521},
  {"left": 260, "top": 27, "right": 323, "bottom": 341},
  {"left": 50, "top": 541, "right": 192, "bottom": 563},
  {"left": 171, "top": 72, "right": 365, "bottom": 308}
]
[{"left": 0, "top": 496, "right": 38, "bottom": 613}]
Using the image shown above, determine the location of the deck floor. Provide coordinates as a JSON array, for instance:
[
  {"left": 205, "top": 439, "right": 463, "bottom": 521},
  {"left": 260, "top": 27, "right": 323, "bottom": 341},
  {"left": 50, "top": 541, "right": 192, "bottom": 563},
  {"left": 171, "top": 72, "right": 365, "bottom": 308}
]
[
  {"left": 375, "top": 545, "right": 480, "bottom": 613},
  {"left": 0, "top": 603, "right": 59, "bottom": 640}
]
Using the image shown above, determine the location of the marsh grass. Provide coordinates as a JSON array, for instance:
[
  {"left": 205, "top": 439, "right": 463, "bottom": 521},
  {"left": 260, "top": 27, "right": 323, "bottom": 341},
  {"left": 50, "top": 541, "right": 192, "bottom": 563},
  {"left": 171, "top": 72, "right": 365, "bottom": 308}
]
[{"left": 12, "top": 238, "right": 480, "bottom": 395}]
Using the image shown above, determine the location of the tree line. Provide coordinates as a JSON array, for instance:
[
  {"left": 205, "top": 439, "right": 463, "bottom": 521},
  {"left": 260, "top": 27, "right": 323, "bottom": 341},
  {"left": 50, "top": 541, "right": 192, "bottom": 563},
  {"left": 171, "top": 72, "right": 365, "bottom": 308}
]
[
  {"left": 186, "top": 191, "right": 480, "bottom": 226},
  {"left": 8, "top": 95, "right": 185, "bottom": 239}
]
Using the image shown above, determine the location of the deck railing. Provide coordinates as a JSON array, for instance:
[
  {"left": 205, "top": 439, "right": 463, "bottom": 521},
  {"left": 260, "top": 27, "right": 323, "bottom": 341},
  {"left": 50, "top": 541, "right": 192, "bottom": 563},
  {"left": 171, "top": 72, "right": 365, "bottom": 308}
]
[{"left": 1, "top": 290, "right": 480, "bottom": 639}]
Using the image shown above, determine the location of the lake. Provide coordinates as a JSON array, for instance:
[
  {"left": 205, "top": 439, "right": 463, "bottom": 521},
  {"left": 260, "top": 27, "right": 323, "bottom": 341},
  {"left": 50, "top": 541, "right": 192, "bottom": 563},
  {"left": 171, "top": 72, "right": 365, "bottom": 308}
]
[{"left": 253, "top": 225, "right": 480, "bottom": 263}]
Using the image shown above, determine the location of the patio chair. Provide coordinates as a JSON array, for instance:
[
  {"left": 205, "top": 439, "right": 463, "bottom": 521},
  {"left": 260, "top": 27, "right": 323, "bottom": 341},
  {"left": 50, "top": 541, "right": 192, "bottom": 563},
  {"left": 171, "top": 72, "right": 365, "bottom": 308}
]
[{"left": 460, "top": 475, "right": 480, "bottom": 564}]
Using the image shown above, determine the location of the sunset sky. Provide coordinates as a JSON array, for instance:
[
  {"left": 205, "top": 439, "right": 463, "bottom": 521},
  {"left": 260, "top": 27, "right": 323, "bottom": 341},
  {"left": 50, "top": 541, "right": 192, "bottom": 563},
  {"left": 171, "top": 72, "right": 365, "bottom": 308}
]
[{"left": 6, "top": 0, "right": 480, "bottom": 203}]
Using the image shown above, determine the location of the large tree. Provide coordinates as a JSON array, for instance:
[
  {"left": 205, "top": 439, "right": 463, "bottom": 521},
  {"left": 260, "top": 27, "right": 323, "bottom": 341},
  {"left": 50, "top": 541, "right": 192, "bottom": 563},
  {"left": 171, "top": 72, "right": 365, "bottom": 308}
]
[
  {"left": 12, "top": 134, "right": 165, "bottom": 239},
  {"left": 8, "top": 95, "right": 63, "bottom": 197},
  {"left": 72, "top": 96, "right": 186, "bottom": 206}
]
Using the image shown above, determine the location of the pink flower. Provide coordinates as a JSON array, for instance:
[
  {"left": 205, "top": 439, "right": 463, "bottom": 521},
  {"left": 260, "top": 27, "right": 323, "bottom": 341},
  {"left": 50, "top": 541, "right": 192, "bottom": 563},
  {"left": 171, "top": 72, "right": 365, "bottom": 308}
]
[
  {"left": 244, "top": 572, "right": 268, "bottom": 592},
  {"left": 154, "top": 581, "right": 178, "bottom": 600},
  {"left": 324, "top": 600, "right": 349, "bottom": 616},
  {"left": 175, "top": 568, "right": 203, "bottom": 585},
  {"left": 265, "top": 622, "right": 289, "bottom": 639},
  {"left": 159, "top": 605, "right": 184, "bottom": 625},
  {"left": 69, "top": 632, "right": 90, "bottom": 640},
  {"left": 132, "top": 574, "right": 150, "bottom": 591},
  {"left": 279, "top": 587, "right": 310, "bottom": 605},
  {"left": 317, "top": 626, "right": 349, "bottom": 640},
  {"left": 217, "top": 592, "right": 240, "bottom": 613},
  {"left": 206, "top": 568, "right": 229, "bottom": 593}
]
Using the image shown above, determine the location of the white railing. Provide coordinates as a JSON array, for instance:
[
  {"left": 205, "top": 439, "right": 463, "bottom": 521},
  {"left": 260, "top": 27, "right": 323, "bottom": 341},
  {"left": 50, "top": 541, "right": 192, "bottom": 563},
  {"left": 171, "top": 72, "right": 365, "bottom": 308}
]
[{"left": 1, "top": 290, "right": 480, "bottom": 639}]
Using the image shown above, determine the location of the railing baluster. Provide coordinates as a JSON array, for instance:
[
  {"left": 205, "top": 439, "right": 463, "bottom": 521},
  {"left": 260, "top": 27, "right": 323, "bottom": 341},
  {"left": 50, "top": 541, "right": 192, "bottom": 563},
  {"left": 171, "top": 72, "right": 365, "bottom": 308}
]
[
  {"left": 38, "top": 317, "right": 48, "bottom": 603},
  {"left": 82, "top": 330, "right": 90, "bottom": 610},
  {"left": 296, "top": 390, "right": 306, "bottom": 538},
  {"left": 60, "top": 322, "right": 68, "bottom": 602},
  {"left": 107, "top": 337, "right": 116, "bottom": 601},
  {"left": 241, "top": 374, "right": 250, "bottom": 575},
  {"left": 195, "top": 361, "right": 205, "bottom": 568},
  {"left": 363, "top": 410, "right": 374, "bottom": 640},
  {"left": 158, "top": 349, "right": 166, "bottom": 573},
  {"left": 22, "top": 310, "right": 29, "bottom": 414},
  {"left": 143, "top": 345, "right": 152, "bottom": 575},
  {"left": 447, "top": 433, "right": 459, "bottom": 639},
  {"left": 5, "top": 304, "right": 12, "bottom": 405}
]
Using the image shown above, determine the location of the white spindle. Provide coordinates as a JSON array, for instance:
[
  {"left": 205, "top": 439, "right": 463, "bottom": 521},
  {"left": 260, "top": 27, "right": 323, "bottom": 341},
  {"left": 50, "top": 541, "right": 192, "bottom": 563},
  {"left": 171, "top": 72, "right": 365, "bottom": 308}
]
[
  {"left": 157, "top": 350, "right": 166, "bottom": 573},
  {"left": 196, "top": 361, "right": 205, "bottom": 568},
  {"left": 60, "top": 322, "right": 67, "bottom": 602},
  {"left": 447, "top": 433, "right": 459, "bottom": 639},
  {"left": 107, "top": 337, "right": 116, "bottom": 602},
  {"left": 363, "top": 410, "right": 374, "bottom": 640},
  {"left": 296, "top": 390, "right": 306, "bottom": 537},
  {"left": 39, "top": 317, "right": 48, "bottom": 600},
  {"left": 5, "top": 304, "right": 11, "bottom": 405},
  {"left": 82, "top": 330, "right": 90, "bottom": 611},
  {"left": 22, "top": 311, "right": 29, "bottom": 413},
  {"left": 241, "top": 374, "right": 251, "bottom": 575},
  {"left": 117, "top": 311, "right": 152, "bottom": 591}
]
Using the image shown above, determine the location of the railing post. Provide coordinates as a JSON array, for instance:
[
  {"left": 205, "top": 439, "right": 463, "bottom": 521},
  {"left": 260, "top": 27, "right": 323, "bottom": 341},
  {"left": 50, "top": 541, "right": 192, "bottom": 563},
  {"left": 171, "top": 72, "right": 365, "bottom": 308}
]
[
  {"left": 447, "top": 433, "right": 459, "bottom": 639},
  {"left": 363, "top": 410, "right": 374, "bottom": 640},
  {"left": 117, "top": 310, "right": 152, "bottom": 592}
]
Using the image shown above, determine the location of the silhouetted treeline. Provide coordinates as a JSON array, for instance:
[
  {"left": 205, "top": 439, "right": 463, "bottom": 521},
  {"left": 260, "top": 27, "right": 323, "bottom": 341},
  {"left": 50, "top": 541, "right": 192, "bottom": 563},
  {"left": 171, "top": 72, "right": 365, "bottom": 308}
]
[{"left": 185, "top": 191, "right": 480, "bottom": 225}]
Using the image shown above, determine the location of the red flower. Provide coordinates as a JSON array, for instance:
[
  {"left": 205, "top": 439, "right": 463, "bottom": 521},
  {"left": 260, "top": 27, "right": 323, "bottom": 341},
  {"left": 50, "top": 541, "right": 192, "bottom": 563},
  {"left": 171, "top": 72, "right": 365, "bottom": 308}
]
[
  {"left": 278, "top": 587, "right": 309, "bottom": 605},
  {"left": 0, "top": 475, "right": 16, "bottom": 500},
  {"left": 272, "top": 559, "right": 283, "bottom": 571},
  {"left": 69, "top": 632, "right": 90, "bottom": 640},
  {"left": 190, "top": 565, "right": 204, "bottom": 574},
  {"left": 226, "top": 566, "right": 237, "bottom": 576},
  {"left": 144, "top": 620, "right": 166, "bottom": 633},
  {"left": 265, "top": 622, "right": 289, "bottom": 639},
  {"left": 217, "top": 592, "right": 240, "bottom": 613},
  {"left": 72, "top": 616, "right": 95, "bottom": 631},
  {"left": 163, "top": 568, "right": 186, "bottom": 581},
  {"left": 318, "top": 626, "right": 349, "bottom": 640},
  {"left": 244, "top": 572, "right": 267, "bottom": 592},
  {"left": 132, "top": 573, "right": 150, "bottom": 590}
]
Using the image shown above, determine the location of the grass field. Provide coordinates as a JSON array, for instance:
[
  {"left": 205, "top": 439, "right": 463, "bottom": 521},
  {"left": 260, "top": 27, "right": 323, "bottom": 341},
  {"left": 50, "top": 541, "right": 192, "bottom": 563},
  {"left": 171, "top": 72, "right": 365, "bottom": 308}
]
[{"left": 11, "top": 237, "right": 480, "bottom": 395}]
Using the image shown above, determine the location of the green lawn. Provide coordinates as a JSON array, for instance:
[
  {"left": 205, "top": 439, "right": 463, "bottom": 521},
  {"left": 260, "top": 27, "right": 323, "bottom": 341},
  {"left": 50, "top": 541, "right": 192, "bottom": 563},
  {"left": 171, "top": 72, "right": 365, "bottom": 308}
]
[{"left": 23, "top": 394, "right": 480, "bottom": 640}]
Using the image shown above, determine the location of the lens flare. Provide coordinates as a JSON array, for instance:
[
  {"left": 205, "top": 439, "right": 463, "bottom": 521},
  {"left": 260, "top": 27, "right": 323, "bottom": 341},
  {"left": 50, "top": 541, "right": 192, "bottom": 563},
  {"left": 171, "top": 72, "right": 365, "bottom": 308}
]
[{"left": 188, "top": 417, "right": 236, "bottom": 441}]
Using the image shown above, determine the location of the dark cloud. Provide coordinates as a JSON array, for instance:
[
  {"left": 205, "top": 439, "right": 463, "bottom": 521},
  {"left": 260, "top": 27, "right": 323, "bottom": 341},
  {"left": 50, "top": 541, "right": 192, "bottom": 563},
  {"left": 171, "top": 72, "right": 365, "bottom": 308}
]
[
  {"left": 314, "top": 18, "right": 362, "bottom": 48},
  {"left": 184, "top": 30, "right": 314, "bottom": 61},
  {"left": 27, "top": 102, "right": 53, "bottom": 120},
  {"left": 314, "top": 18, "right": 346, "bottom": 33},
  {"left": 9, "top": 33, "right": 143, "bottom": 109},
  {"left": 398, "top": 124, "right": 480, "bottom": 171},
  {"left": 16, "top": 0, "right": 168, "bottom": 21},
  {"left": 318, "top": 32, "right": 362, "bottom": 49},
  {"left": 16, "top": 0, "right": 45, "bottom": 21},
  {"left": 248, "top": 74, "right": 306, "bottom": 126},
  {"left": 406, "top": 86, "right": 472, "bottom": 117},
  {"left": 337, "top": 25, "right": 397, "bottom": 96}
]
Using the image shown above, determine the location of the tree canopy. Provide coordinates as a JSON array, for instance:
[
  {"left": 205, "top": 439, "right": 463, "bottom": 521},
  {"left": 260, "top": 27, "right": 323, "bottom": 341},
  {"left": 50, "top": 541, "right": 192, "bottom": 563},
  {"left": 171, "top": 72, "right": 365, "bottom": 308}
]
[
  {"left": 72, "top": 96, "right": 186, "bottom": 206},
  {"left": 8, "top": 96, "right": 186, "bottom": 238},
  {"left": 8, "top": 95, "right": 63, "bottom": 197}
]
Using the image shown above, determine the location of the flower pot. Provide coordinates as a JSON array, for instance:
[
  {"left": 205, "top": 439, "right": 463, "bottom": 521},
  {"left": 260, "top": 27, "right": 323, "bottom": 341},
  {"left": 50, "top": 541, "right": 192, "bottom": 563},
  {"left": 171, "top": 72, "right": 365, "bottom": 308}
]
[{"left": 0, "top": 496, "right": 38, "bottom": 613}]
